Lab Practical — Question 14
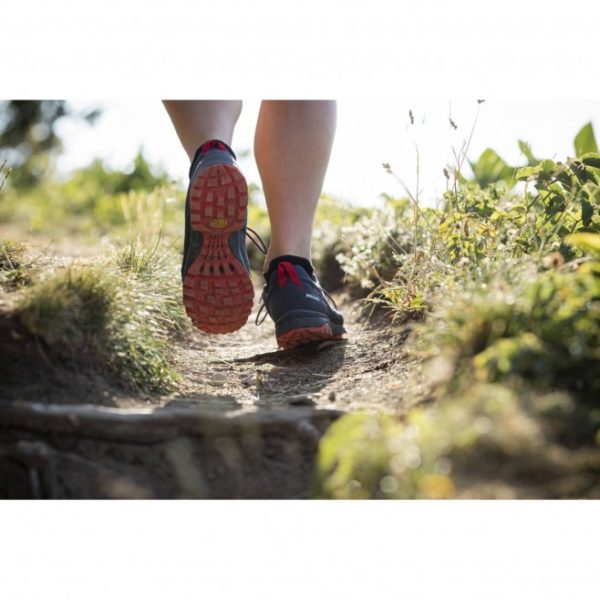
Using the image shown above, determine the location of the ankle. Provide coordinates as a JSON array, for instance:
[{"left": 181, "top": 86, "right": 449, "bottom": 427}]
[
  {"left": 263, "top": 251, "right": 312, "bottom": 274},
  {"left": 263, "top": 254, "right": 314, "bottom": 281}
]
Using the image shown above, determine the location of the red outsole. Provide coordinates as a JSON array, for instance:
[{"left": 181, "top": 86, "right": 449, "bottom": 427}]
[
  {"left": 183, "top": 164, "right": 254, "bottom": 334},
  {"left": 276, "top": 323, "right": 346, "bottom": 350}
]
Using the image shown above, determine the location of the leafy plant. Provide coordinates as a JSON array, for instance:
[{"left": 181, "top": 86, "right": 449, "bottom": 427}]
[
  {"left": 315, "top": 119, "right": 600, "bottom": 499},
  {"left": 315, "top": 380, "right": 599, "bottom": 499}
]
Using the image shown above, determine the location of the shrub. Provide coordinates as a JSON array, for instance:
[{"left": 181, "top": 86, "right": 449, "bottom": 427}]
[{"left": 314, "top": 121, "right": 600, "bottom": 499}]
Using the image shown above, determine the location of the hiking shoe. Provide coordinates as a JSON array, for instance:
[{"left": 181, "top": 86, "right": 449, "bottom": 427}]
[
  {"left": 182, "top": 140, "right": 254, "bottom": 334},
  {"left": 256, "top": 256, "right": 347, "bottom": 349}
]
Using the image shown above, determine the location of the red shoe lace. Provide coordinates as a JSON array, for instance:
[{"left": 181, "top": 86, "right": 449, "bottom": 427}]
[{"left": 277, "top": 261, "right": 303, "bottom": 289}]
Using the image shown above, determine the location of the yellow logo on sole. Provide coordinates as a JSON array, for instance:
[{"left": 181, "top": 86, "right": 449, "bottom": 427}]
[{"left": 209, "top": 218, "right": 229, "bottom": 229}]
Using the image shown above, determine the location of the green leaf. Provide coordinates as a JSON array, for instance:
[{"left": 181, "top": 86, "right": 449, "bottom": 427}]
[
  {"left": 567, "top": 158, "right": 600, "bottom": 185},
  {"left": 516, "top": 165, "right": 539, "bottom": 180},
  {"left": 578, "top": 154, "right": 600, "bottom": 184},
  {"left": 518, "top": 140, "right": 539, "bottom": 166},
  {"left": 581, "top": 153, "right": 600, "bottom": 169},
  {"left": 469, "top": 148, "right": 515, "bottom": 189},
  {"left": 516, "top": 159, "right": 559, "bottom": 182},
  {"left": 557, "top": 168, "right": 574, "bottom": 189},
  {"left": 581, "top": 199, "right": 593, "bottom": 227},
  {"left": 565, "top": 232, "right": 600, "bottom": 256},
  {"left": 574, "top": 122, "right": 598, "bottom": 157},
  {"left": 545, "top": 193, "right": 566, "bottom": 218}
]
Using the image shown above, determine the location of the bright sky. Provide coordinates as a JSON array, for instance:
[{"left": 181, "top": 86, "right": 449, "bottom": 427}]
[{"left": 56, "top": 100, "right": 599, "bottom": 208}]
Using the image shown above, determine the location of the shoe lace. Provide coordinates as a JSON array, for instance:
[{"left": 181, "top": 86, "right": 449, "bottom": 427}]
[
  {"left": 245, "top": 226, "right": 268, "bottom": 255},
  {"left": 243, "top": 226, "right": 270, "bottom": 325},
  {"left": 321, "top": 287, "right": 338, "bottom": 309},
  {"left": 255, "top": 287, "right": 270, "bottom": 326},
  {"left": 256, "top": 262, "right": 297, "bottom": 326}
]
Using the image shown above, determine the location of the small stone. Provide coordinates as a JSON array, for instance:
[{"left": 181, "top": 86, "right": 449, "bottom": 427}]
[
  {"left": 288, "top": 395, "right": 315, "bottom": 407},
  {"left": 295, "top": 420, "right": 320, "bottom": 443}
]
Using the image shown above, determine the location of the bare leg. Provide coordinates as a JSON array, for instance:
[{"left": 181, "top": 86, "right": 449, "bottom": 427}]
[
  {"left": 162, "top": 100, "right": 242, "bottom": 159},
  {"left": 254, "top": 100, "right": 337, "bottom": 271}
]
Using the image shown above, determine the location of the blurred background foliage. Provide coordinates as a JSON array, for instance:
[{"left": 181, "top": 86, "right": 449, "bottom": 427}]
[{"left": 0, "top": 100, "right": 101, "bottom": 188}]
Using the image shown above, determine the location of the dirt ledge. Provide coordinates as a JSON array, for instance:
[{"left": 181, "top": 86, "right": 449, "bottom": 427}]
[{"left": 0, "top": 401, "right": 342, "bottom": 499}]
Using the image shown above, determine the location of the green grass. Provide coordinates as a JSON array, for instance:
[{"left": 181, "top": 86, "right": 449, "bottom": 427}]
[
  {"left": 15, "top": 237, "right": 188, "bottom": 393},
  {"left": 112, "top": 234, "right": 172, "bottom": 279},
  {"left": 0, "top": 239, "right": 35, "bottom": 289},
  {"left": 1, "top": 239, "right": 25, "bottom": 271}
]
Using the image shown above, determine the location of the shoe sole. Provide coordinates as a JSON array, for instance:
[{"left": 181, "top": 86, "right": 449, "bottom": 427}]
[
  {"left": 276, "top": 323, "right": 347, "bottom": 350},
  {"left": 182, "top": 164, "right": 254, "bottom": 334}
]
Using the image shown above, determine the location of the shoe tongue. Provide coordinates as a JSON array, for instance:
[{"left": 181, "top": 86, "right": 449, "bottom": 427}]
[{"left": 264, "top": 255, "right": 314, "bottom": 284}]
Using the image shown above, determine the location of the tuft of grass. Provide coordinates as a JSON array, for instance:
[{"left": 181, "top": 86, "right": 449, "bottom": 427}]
[
  {"left": 0, "top": 240, "right": 35, "bottom": 289},
  {"left": 112, "top": 235, "right": 170, "bottom": 280},
  {"left": 0, "top": 239, "right": 25, "bottom": 271},
  {"left": 16, "top": 237, "right": 188, "bottom": 393},
  {"left": 19, "top": 266, "right": 116, "bottom": 347}
]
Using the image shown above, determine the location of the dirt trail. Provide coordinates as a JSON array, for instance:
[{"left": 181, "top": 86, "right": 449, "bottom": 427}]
[{"left": 164, "top": 296, "right": 417, "bottom": 416}]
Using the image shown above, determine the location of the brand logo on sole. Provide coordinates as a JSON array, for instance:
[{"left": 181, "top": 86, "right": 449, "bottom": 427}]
[{"left": 209, "top": 218, "right": 229, "bottom": 229}]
